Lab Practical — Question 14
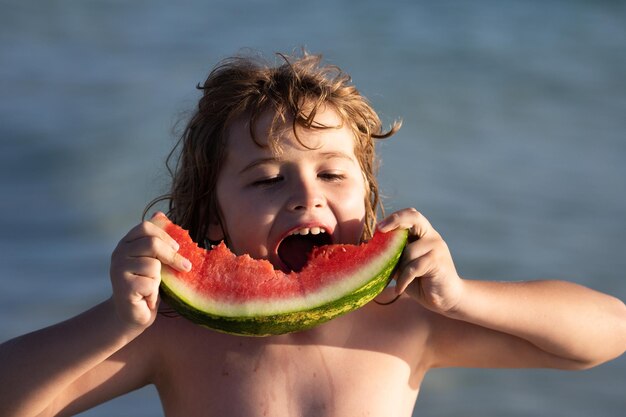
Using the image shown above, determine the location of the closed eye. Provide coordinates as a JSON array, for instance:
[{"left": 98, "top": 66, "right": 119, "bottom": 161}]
[
  {"left": 251, "top": 176, "right": 283, "bottom": 187},
  {"left": 319, "top": 172, "right": 346, "bottom": 182}
]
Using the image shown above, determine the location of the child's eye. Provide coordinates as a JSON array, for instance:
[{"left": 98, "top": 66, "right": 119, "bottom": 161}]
[
  {"left": 251, "top": 176, "right": 283, "bottom": 187},
  {"left": 319, "top": 172, "right": 346, "bottom": 182}
]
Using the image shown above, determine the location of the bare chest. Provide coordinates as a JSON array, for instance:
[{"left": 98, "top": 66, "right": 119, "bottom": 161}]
[{"left": 158, "top": 340, "right": 417, "bottom": 417}]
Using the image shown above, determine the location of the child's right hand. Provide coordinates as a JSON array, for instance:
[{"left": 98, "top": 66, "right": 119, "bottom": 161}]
[{"left": 109, "top": 215, "right": 191, "bottom": 330}]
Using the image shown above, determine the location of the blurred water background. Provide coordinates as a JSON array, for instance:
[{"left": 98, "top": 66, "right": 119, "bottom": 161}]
[{"left": 1, "top": 0, "right": 625, "bottom": 416}]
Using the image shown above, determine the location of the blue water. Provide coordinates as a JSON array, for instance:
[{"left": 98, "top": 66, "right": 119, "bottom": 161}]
[{"left": 1, "top": 1, "right": 625, "bottom": 416}]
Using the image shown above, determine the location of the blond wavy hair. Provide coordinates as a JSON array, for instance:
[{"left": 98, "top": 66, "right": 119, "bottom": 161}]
[{"left": 146, "top": 51, "right": 401, "bottom": 245}]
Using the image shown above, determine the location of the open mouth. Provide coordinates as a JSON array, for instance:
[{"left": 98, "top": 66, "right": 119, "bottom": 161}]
[{"left": 277, "top": 227, "right": 332, "bottom": 272}]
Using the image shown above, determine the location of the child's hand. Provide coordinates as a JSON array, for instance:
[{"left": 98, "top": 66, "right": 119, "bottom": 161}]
[
  {"left": 377, "top": 208, "right": 463, "bottom": 314},
  {"left": 109, "top": 215, "right": 191, "bottom": 330}
]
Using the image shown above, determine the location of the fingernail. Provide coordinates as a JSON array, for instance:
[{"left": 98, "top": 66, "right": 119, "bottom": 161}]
[
  {"left": 182, "top": 259, "right": 192, "bottom": 271},
  {"left": 171, "top": 241, "right": 180, "bottom": 251}
]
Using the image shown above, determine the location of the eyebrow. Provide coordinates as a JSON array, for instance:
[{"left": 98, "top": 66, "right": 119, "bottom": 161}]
[
  {"left": 238, "top": 151, "right": 356, "bottom": 175},
  {"left": 239, "top": 157, "right": 280, "bottom": 175},
  {"left": 319, "top": 151, "right": 357, "bottom": 163}
]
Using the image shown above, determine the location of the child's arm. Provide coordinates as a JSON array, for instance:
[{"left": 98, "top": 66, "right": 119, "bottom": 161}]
[
  {"left": 0, "top": 218, "right": 190, "bottom": 417},
  {"left": 378, "top": 208, "right": 626, "bottom": 370}
]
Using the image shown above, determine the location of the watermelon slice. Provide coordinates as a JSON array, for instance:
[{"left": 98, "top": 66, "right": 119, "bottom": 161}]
[{"left": 151, "top": 213, "right": 407, "bottom": 336}]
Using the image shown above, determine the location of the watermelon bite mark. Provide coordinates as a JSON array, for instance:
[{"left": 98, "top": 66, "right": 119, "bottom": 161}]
[{"left": 150, "top": 213, "right": 407, "bottom": 336}]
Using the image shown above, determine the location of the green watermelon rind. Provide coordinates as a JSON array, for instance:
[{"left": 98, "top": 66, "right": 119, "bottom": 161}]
[{"left": 159, "top": 229, "right": 407, "bottom": 336}]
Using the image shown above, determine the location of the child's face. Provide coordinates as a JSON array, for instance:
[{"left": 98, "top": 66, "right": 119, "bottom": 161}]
[{"left": 212, "top": 107, "right": 367, "bottom": 272}]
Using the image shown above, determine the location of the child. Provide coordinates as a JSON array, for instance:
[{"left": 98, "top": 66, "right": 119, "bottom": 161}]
[{"left": 1, "top": 51, "right": 625, "bottom": 417}]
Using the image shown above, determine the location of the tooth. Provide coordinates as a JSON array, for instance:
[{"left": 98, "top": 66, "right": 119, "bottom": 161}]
[
  {"left": 298, "top": 228, "right": 310, "bottom": 235},
  {"left": 310, "top": 227, "right": 321, "bottom": 235}
]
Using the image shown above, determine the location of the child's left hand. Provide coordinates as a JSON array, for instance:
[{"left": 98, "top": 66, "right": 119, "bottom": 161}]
[{"left": 377, "top": 208, "right": 464, "bottom": 314}]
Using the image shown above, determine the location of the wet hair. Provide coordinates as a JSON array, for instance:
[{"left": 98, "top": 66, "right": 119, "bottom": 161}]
[{"left": 145, "top": 50, "right": 401, "bottom": 244}]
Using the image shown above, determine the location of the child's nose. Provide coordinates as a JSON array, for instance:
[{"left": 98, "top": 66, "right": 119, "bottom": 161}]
[{"left": 287, "top": 178, "right": 326, "bottom": 211}]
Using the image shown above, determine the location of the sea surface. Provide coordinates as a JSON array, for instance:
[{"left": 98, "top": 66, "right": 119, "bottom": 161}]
[{"left": 1, "top": 1, "right": 625, "bottom": 416}]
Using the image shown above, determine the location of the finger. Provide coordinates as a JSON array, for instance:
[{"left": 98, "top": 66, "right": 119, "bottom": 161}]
[
  {"left": 146, "top": 291, "right": 160, "bottom": 310},
  {"left": 164, "top": 251, "right": 193, "bottom": 273},
  {"left": 120, "top": 257, "right": 162, "bottom": 280},
  {"left": 113, "top": 270, "right": 158, "bottom": 299},
  {"left": 395, "top": 253, "right": 434, "bottom": 294},
  {"left": 113, "top": 261, "right": 161, "bottom": 288},
  {"left": 124, "top": 236, "right": 192, "bottom": 273},
  {"left": 123, "top": 221, "right": 180, "bottom": 252},
  {"left": 398, "top": 237, "right": 434, "bottom": 268},
  {"left": 395, "top": 257, "right": 419, "bottom": 294},
  {"left": 377, "top": 208, "right": 434, "bottom": 240},
  {"left": 125, "top": 273, "right": 161, "bottom": 310}
]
